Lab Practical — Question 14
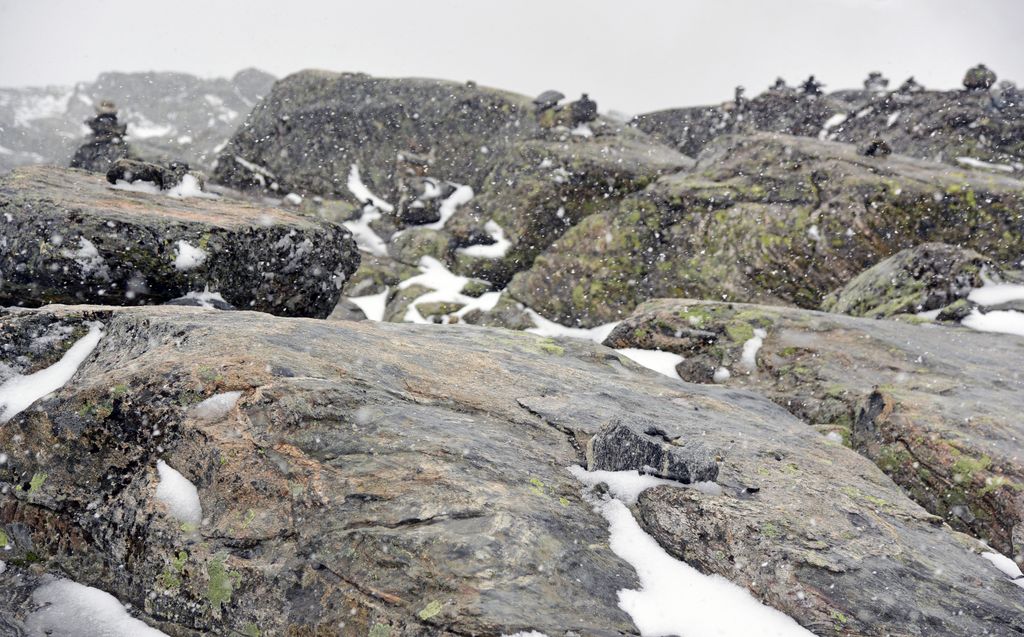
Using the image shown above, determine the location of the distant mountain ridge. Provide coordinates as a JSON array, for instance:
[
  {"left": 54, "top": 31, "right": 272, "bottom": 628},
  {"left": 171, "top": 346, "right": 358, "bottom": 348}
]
[{"left": 0, "top": 68, "right": 275, "bottom": 173}]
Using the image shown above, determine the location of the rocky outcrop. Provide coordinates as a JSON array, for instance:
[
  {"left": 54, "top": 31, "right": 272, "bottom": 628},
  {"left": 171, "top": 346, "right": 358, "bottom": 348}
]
[
  {"left": 213, "top": 71, "right": 540, "bottom": 200},
  {"left": 1, "top": 305, "right": 1022, "bottom": 635},
  {"left": 508, "top": 132, "right": 1024, "bottom": 327},
  {"left": 216, "top": 71, "right": 691, "bottom": 297},
  {"left": 604, "top": 298, "right": 1024, "bottom": 562},
  {"left": 0, "top": 166, "right": 358, "bottom": 318},
  {"left": 0, "top": 69, "right": 275, "bottom": 174},
  {"left": 821, "top": 242, "right": 994, "bottom": 318},
  {"left": 633, "top": 74, "right": 1024, "bottom": 172}
]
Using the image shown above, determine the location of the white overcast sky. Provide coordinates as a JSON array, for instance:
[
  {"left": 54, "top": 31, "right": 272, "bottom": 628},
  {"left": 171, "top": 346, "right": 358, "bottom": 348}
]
[{"left": 1, "top": 0, "right": 1021, "bottom": 114}]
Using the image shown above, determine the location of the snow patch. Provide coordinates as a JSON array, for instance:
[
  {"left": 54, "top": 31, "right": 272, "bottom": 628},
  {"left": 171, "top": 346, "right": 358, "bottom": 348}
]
[
  {"left": 130, "top": 121, "right": 174, "bottom": 139},
  {"left": 26, "top": 579, "right": 169, "bottom": 637},
  {"left": 398, "top": 257, "right": 501, "bottom": 323},
  {"left": 424, "top": 184, "right": 474, "bottom": 230},
  {"left": 571, "top": 469, "right": 814, "bottom": 637},
  {"left": 13, "top": 89, "right": 73, "bottom": 127},
  {"left": 818, "top": 113, "right": 847, "bottom": 139},
  {"left": 342, "top": 205, "right": 389, "bottom": 257},
  {"left": 347, "top": 164, "right": 394, "bottom": 213},
  {"left": 739, "top": 328, "right": 767, "bottom": 370},
  {"left": 981, "top": 551, "right": 1024, "bottom": 589},
  {"left": 176, "top": 289, "right": 228, "bottom": 309},
  {"left": 525, "top": 310, "right": 619, "bottom": 343},
  {"left": 155, "top": 460, "right": 203, "bottom": 526},
  {"left": 967, "top": 280, "right": 1024, "bottom": 306},
  {"left": 61, "top": 237, "right": 106, "bottom": 277},
  {"left": 456, "top": 220, "right": 512, "bottom": 259},
  {"left": 165, "top": 174, "right": 217, "bottom": 199},
  {"left": 0, "top": 322, "right": 104, "bottom": 424},
  {"left": 713, "top": 366, "right": 731, "bottom": 383},
  {"left": 110, "top": 179, "right": 162, "bottom": 195},
  {"left": 190, "top": 391, "right": 242, "bottom": 422},
  {"left": 616, "top": 349, "right": 683, "bottom": 380},
  {"left": 173, "top": 240, "right": 207, "bottom": 271},
  {"left": 571, "top": 123, "right": 594, "bottom": 138},
  {"left": 962, "top": 309, "right": 1024, "bottom": 338},
  {"left": 349, "top": 288, "right": 389, "bottom": 322}
]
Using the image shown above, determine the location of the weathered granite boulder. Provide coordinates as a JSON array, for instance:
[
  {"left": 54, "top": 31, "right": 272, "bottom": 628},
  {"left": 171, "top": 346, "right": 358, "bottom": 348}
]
[
  {"left": 0, "top": 305, "right": 1022, "bottom": 635},
  {"left": 821, "top": 242, "right": 995, "bottom": 318},
  {"left": 212, "top": 70, "right": 538, "bottom": 201},
  {"left": 447, "top": 129, "right": 692, "bottom": 287},
  {"left": 508, "top": 132, "right": 1024, "bottom": 327},
  {"left": 0, "top": 166, "right": 359, "bottom": 318},
  {"left": 604, "top": 298, "right": 1024, "bottom": 562}
]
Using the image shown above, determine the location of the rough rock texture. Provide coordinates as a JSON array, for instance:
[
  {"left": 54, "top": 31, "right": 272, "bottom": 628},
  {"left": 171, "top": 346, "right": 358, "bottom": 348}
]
[
  {"left": 508, "top": 132, "right": 1024, "bottom": 327},
  {"left": 821, "top": 242, "right": 995, "bottom": 318},
  {"left": 0, "top": 166, "right": 358, "bottom": 318},
  {"left": 604, "top": 298, "right": 1024, "bottom": 562},
  {"left": 1, "top": 305, "right": 1023, "bottom": 636},
  {"left": 0, "top": 69, "right": 275, "bottom": 174},
  {"left": 587, "top": 419, "right": 719, "bottom": 483},
  {"left": 633, "top": 81, "right": 1024, "bottom": 172},
  {"left": 447, "top": 130, "right": 692, "bottom": 287},
  {"left": 216, "top": 70, "right": 692, "bottom": 301},
  {"left": 213, "top": 70, "right": 539, "bottom": 200}
]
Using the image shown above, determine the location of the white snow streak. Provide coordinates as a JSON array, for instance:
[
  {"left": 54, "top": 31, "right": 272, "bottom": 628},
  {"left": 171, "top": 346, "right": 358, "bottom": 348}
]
[
  {"left": 0, "top": 322, "right": 104, "bottom": 424},
  {"left": 456, "top": 220, "right": 512, "bottom": 259},
  {"left": 570, "top": 468, "right": 814, "bottom": 637},
  {"left": 616, "top": 348, "right": 683, "bottom": 379}
]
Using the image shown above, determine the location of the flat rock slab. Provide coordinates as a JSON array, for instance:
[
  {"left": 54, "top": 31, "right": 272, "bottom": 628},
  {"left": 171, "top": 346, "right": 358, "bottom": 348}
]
[
  {"left": 0, "top": 306, "right": 1022, "bottom": 635},
  {"left": 605, "top": 298, "right": 1024, "bottom": 563},
  {"left": 0, "top": 166, "right": 359, "bottom": 317}
]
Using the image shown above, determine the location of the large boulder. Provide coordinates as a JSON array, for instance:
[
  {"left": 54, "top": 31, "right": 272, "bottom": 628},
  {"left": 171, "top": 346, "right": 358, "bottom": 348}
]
[
  {"left": 212, "top": 70, "right": 539, "bottom": 201},
  {"left": 447, "top": 128, "right": 692, "bottom": 287},
  {"left": 0, "top": 166, "right": 359, "bottom": 318},
  {"left": 821, "top": 242, "right": 994, "bottom": 318},
  {"left": 0, "top": 305, "right": 1021, "bottom": 635},
  {"left": 604, "top": 298, "right": 1024, "bottom": 562},
  {"left": 508, "top": 132, "right": 1024, "bottom": 326}
]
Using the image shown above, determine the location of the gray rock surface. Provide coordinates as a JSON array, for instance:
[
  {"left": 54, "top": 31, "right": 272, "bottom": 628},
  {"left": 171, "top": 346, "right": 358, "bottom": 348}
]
[
  {"left": 604, "top": 298, "right": 1024, "bottom": 562},
  {"left": 0, "top": 166, "right": 359, "bottom": 318},
  {"left": 821, "top": 242, "right": 995, "bottom": 318},
  {"left": 633, "top": 75, "right": 1024, "bottom": 172},
  {"left": 508, "top": 132, "right": 1024, "bottom": 327},
  {"left": 2, "top": 305, "right": 1021, "bottom": 635},
  {"left": 588, "top": 419, "right": 719, "bottom": 483}
]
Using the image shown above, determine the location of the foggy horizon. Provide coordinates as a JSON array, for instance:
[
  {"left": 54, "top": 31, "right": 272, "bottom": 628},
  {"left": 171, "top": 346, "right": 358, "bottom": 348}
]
[{"left": 1, "top": 0, "right": 1022, "bottom": 115}]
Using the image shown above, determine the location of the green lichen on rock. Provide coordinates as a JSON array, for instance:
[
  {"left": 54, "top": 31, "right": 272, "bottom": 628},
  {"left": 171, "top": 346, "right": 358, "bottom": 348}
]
[
  {"left": 206, "top": 552, "right": 241, "bottom": 613},
  {"left": 417, "top": 600, "right": 443, "bottom": 621},
  {"left": 27, "top": 472, "right": 47, "bottom": 494}
]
